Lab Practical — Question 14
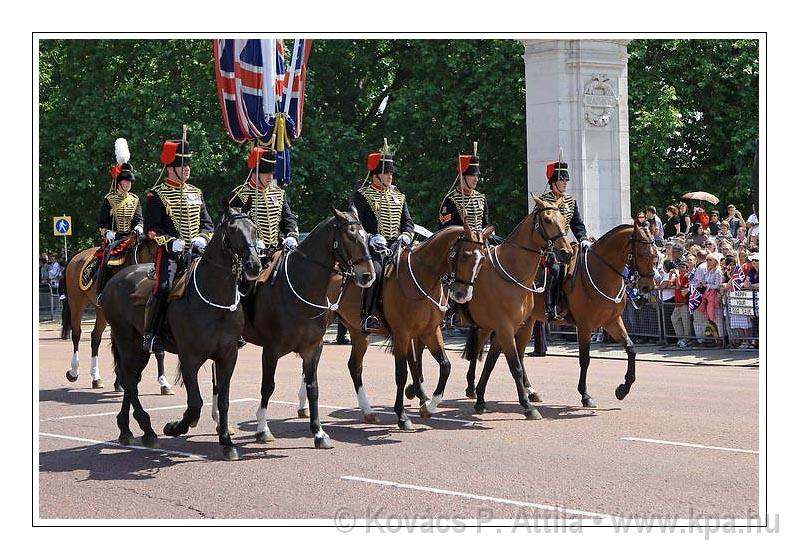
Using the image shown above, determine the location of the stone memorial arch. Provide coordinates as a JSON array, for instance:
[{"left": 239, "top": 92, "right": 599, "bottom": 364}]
[{"left": 522, "top": 39, "right": 632, "bottom": 238}]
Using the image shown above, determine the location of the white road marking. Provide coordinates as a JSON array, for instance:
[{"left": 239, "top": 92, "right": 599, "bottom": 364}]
[
  {"left": 341, "top": 476, "right": 616, "bottom": 520},
  {"left": 622, "top": 437, "right": 757, "bottom": 455},
  {"left": 39, "top": 432, "right": 206, "bottom": 459},
  {"left": 41, "top": 399, "right": 254, "bottom": 422}
]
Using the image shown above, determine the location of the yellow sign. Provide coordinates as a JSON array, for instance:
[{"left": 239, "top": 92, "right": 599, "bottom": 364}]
[{"left": 53, "top": 216, "right": 72, "bottom": 236}]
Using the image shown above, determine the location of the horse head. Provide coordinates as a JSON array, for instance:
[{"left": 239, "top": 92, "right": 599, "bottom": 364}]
[
  {"left": 219, "top": 199, "right": 262, "bottom": 281},
  {"left": 332, "top": 208, "right": 375, "bottom": 289},
  {"left": 531, "top": 195, "right": 573, "bottom": 264},
  {"left": 448, "top": 224, "right": 494, "bottom": 304},
  {"left": 629, "top": 224, "right": 657, "bottom": 294}
]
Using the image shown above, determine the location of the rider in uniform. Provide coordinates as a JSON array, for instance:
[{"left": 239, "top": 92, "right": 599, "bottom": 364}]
[
  {"left": 348, "top": 140, "right": 414, "bottom": 333},
  {"left": 540, "top": 160, "right": 591, "bottom": 321},
  {"left": 142, "top": 139, "right": 214, "bottom": 353},
  {"left": 95, "top": 138, "right": 143, "bottom": 296},
  {"left": 438, "top": 148, "right": 490, "bottom": 231}
]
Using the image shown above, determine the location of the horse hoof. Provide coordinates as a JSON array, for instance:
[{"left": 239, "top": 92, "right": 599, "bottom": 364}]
[
  {"left": 65, "top": 371, "right": 78, "bottom": 383},
  {"left": 465, "top": 388, "right": 476, "bottom": 399},
  {"left": 583, "top": 397, "right": 598, "bottom": 408},
  {"left": 297, "top": 408, "right": 310, "bottom": 418},
  {"left": 92, "top": 379, "right": 104, "bottom": 389},
  {"left": 163, "top": 422, "right": 180, "bottom": 437},
  {"left": 529, "top": 392, "right": 543, "bottom": 403},
  {"left": 222, "top": 446, "right": 240, "bottom": 461},
  {"left": 474, "top": 403, "right": 487, "bottom": 414},
  {"left": 255, "top": 431, "right": 275, "bottom": 443},
  {"left": 118, "top": 433, "right": 134, "bottom": 446},
  {"left": 314, "top": 436, "right": 334, "bottom": 450},
  {"left": 615, "top": 384, "right": 629, "bottom": 401},
  {"left": 160, "top": 386, "right": 175, "bottom": 396},
  {"left": 141, "top": 434, "right": 160, "bottom": 448},
  {"left": 363, "top": 412, "right": 380, "bottom": 424},
  {"left": 419, "top": 405, "right": 432, "bottom": 419},
  {"left": 524, "top": 408, "right": 543, "bottom": 420},
  {"left": 404, "top": 384, "right": 416, "bottom": 400},
  {"left": 398, "top": 419, "right": 414, "bottom": 431},
  {"left": 188, "top": 418, "right": 199, "bottom": 428}
]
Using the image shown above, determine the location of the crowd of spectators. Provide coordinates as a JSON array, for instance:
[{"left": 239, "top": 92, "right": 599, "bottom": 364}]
[
  {"left": 39, "top": 253, "right": 66, "bottom": 290},
  {"left": 635, "top": 202, "right": 760, "bottom": 349}
]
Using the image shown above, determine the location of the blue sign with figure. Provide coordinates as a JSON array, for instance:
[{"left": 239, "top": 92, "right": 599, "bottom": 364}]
[{"left": 53, "top": 216, "right": 72, "bottom": 236}]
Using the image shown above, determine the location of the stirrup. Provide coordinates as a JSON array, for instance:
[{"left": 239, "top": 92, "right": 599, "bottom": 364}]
[
  {"left": 237, "top": 336, "right": 247, "bottom": 349},
  {"left": 361, "top": 315, "right": 383, "bottom": 334},
  {"left": 143, "top": 333, "right": 163, "bottom": 353}
]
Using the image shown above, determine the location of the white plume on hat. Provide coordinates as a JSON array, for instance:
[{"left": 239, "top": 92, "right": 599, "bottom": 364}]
[{"left": 114, "top": 138, "right": 130, "bottom": 164}]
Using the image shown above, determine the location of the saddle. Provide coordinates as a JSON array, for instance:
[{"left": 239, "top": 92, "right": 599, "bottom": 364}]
[
  {"left": 255, "top": 249, "right": 284, "bottom": 286},
  {"left": 130, "top": 260, "right": 200, "bottom": 305},
  {"left": 79, "top": 237, "right": 136, "bottom": 291}
]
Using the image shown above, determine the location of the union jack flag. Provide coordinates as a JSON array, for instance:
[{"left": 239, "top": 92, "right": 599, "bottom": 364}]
[
  {"left": 280, "top": 39, "right": 312, "bottom": 137},
  {"left": 730, "top": 265, "right": 745, "bottom": 291},
  {"left": 688, "top": 287, "right": 703, "bottom": 313}
]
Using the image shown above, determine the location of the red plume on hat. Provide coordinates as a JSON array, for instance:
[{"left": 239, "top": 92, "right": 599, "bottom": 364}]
[
  {"left": 248, "top": 147, "right": 268, "bottom": 169},
  {"left": 160, "top": 141, "right": 179, "bottom": 165},
  {"left": 458, "top": 155, "right": 472, "bottom": 174}
]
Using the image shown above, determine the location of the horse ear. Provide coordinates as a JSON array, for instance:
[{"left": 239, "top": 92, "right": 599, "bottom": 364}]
[
  {"left": 531, "top": 194, "right": 545, "bottom": 208},
  {"left": 482, "top": 225, "right": 496, "bottom": 240}
]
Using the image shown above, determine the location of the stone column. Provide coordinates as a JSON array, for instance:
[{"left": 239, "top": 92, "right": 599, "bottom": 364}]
[{"left": 522, "top": 39, "right": 631, "bottom": 239}]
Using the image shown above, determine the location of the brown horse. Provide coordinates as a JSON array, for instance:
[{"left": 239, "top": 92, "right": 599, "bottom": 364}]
[
  {"left": 62, "top": 237, "right": 170, "bottom": 391},
  {"left": 301, "top": 224, "right": 491, "bottom": 429},
  {"left": 427, "top": 197, "right": 574, "bottom": 419},
  {"left": 466, "top": 223, "right": 657, "bottom": 410}
]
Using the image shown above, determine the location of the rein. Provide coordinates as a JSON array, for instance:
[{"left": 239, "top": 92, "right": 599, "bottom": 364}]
[{"left": 581, "top": 230, "right": 656, "bottom": 303}]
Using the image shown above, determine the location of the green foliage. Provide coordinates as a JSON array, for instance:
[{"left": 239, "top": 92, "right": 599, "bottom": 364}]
[{"left": 38, "top": 38, "right": 758, "bottom": 252}]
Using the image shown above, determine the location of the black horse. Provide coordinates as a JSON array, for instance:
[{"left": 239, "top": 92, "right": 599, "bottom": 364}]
[
  {"left": 235, "top": 209, "right": 375, "bottom": 449},
  {"left": 101, "top": 205, "right": 261, "bottom": 460}
]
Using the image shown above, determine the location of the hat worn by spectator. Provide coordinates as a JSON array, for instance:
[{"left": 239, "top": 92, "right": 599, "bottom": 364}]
[
  {"left": 707, "top": 252, "right": 723, "bottom": 264},
  {"left": 749, "top": 253, "right": 760, "bottom": 261}
]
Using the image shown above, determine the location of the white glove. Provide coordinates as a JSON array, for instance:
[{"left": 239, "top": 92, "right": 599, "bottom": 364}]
[
  {"left": 283, "top": 236, "right": 298, "bottom": 250},
  {"left": 370, "top": 235, "right": 388, "bottom": 251},
  {"left": 580, "top": 239, "right": 592, "bottom": 250},
  {"left": 399, "top": 233, "right": 413, "bottom": 247},
  {"left": 105, "top": 230, "right": 116, "bottom": 243},
  {"left": 133, "top": 224, "right": 144, "bottom": 236},
  {"left": 192, "top": 236, "right": 208, "bottom": 250},
  {"left": 171, "top": 238, "right": 185, "bottom": 254},
  {"left": 255, "top": 239, "right": 267, "bottom": 255}
]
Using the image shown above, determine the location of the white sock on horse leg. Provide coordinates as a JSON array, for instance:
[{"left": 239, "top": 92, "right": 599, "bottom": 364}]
[
  {"left": 297, "top": 379, "right": 308, "bottom": 411},
  {"left": 211, "top": 393, "right": 219, "bottom": 424},
  {"left": 255, "top": 406, "right": 272, "bottom": 437},
  {"left": 425, "top": 394, "right": 443, "bottom": 414},
  {"left": 357, "top": 386, "right": 373, "bottom": 414},
  {"left": 89, "top": 356, "right": 100, "bottom": 381},
  {"left": 70, "top": 352, "right": 80, "bottom": 377},
  {"left": 158, "top": 375, "right": 171, "bottom": 389}
]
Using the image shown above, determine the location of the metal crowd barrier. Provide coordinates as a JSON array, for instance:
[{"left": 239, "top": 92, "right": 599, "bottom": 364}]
[{"left": 38, "top": 283, "right": 61, "bottom": 322}]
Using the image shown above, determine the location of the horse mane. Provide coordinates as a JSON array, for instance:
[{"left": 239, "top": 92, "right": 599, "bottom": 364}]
[
  {"left": 594, "top": 223, "right": 635, "bottom": 244},
  {"left": 414, "top": 225, "right": 461, "bottom": 249}
]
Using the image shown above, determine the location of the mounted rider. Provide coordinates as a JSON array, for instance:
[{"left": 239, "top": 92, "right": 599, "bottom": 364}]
[
  {"left": 348, "top": 139, "right": 414, "bottom": 333},
  {"left": 95, "top": 138, "right": 143, "bottom": 296},
  {"left": 438, "top": 144, "right": 490, "bottom": 231},
  {"left": 228, "top": 146, "right": 300, "bottom": 262},
  {"left": 540, "top": 159, "right": 591, "bottom": 320},
  {"left": 142, "top": 137, "right": 214, "bottom": 353}
]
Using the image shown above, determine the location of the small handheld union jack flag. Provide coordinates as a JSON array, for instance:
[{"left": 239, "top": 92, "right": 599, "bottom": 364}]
[
  {"left": 730, "top": 265, "right": 746, "bottom": 291},
  {"left": 688, "top": 287, "right": 703, "bottom": 313}
]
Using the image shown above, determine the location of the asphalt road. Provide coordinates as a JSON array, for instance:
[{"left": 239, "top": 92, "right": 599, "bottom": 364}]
[{"left": 38, "top": 327, "right": 758, "bottom": 522}]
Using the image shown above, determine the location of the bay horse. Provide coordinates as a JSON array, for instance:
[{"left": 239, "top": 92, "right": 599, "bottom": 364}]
[
  {"left": 303, "top": 224, "right": 491, "bottom": 430},
  {"left": 239, "top": 209, "right": 375, "bottom": 449},
  {"left": 101, "top": 205, "right": 261, "bottom": 460},
  {"left": 426, "top": 197, "right": 574, "bottom": 419},
  {"left": 465, "top": 223, "right": 657, "bottom": 410},
  {"left": 62, "top": 237, "right": 173, "bottom": 394}
]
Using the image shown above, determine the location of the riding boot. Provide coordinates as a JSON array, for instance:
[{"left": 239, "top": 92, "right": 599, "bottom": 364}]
[
  {"left": 545, "top": 276, "right": 557, "bottom": 321},
  {"left": 532, "top": 320, "right": 547, "bottom": 356},
  {"left": 94, "top": 266, "right": 107, "bottom": 306},
  {"left": 360, "top": 282, "right": 384, "bottom": 333},
  {"left": 142, "top": 294, "right": 166, "bottom": 353},
  {"left": 335, "top": 320, "right": 351, "bottom": 345}
]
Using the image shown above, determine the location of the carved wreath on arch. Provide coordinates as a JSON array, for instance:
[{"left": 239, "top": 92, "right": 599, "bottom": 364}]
[{"left": 584, "top": 74, "right": 618, "bottom": 127}]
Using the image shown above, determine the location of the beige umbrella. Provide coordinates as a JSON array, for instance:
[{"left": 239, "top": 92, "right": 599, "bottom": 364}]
[{"left": 681, "top": 191, "right": 719, "bottom": 205}]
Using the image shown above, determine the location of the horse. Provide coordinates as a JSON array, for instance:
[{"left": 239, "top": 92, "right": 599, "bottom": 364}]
[
  {"left": 465, "top": 223, "right": 657, "bottom": 410},
  {"left": 62, "top": 237, "right": 173, "bottom": 394},
  {"left": 101, "top": 205, "right": 262, "bottom": 460},
  {"left": 303, "top": 223, "right": 491, "bottom": 430},
  {"left": 238, "top": 209, "right": 376, "bottom": 450},
  {"left": 414, "top": 197, "right": 573, "bottom": 419}
]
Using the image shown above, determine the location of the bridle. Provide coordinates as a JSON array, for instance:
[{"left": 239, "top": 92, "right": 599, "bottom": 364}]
[
  {"left": 441, "top": 233, "right": 486, "bottom": 290},
  {"left": 581, "top": 226, "right": 656, "bottom": 303}
]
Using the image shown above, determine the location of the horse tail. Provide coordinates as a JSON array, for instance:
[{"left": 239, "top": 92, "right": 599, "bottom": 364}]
[
  {"left": 110, "top": 332, "right": 121, "bottom": 383},
  {"left": 60, "top": 297, "right": 71, "bottom": 339},
  {"left": 462, "top": 326, "right": 487, "bottom": 362}
]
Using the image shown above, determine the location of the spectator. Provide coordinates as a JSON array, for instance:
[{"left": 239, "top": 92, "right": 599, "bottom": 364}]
[
  {"left": 39, "top": 255, "right": 49, "bottom": 285},
  {"left": 717, "top": 220, "right": 733, "bottom": 241},
  {"left": 634, "top": 210, "right": 647, "bottom": 229},
  {"left": 722, "top": 253, "right": 753, "bottom": 349},
  {"left": 698, "top": 252, "right": 726, "bottom": 346},
  {"left": 745, "top": 253, "right": 759, "bottom": 288},
  {"left": 708, "top": 210, "right": 721, "bottom": 235},
  {"left": 686, "top": 223, "right": 710, "bottom": 247},
  {"left": 703, "top": 239, "right": 718, "bottom": 254},
  {"left": 690, "top": 250, "right": 709, "bottom": 346},
  {"left": 645, "top": 206, "right": 664, "bottom": 245},
  {"left": 671, "top": 258, "right": 693, "bottom": 348},
  {"left": 47, "top": 254, "right": 63, "bottom": 288},
  {"left": 746, "top": 211, "right": 759, "bottom": 248},
  {"left": 677, "top": 201, "right": 692, "bottom": 235},
  {"left": 663, "top": 205, "right": 680, "bottom": 239},
  {"left": 691, "top": 205, "right": 710, "bottom": 229},
  {"left": 725, "top": 204, "right": 745, "bottom": 238}
]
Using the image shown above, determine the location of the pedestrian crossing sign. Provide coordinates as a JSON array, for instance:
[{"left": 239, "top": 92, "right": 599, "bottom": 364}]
[{"left": 53, "top": 216, "right": 72, "bottom": 236}]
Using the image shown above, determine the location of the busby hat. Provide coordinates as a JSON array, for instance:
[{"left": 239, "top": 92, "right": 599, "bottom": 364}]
[
  {"left": 459, "top": 154, "right": 480, "bottom": 176},
  {"left": 248, "top": 146, "right": 277, "bottom": 174},
  {"left": 160, "top": 139, "right": 192, "bottom": 168},
  {"left": 546, "top": 161, "right": 569, "bottom": 183},
  {"left": 367, "top": 138, "right": 395, "bottom": 175},
  {"left": 109, "top": 138, "right": 135, "bottom": 185},
  {"left": 113, "top": 162, "right": 135, "bottom": 183}
]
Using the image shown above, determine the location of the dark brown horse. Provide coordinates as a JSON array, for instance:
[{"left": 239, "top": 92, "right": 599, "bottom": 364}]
[
  {"left": 466, "top": 223, "right": 657, "bottom": 410},
  {"left": 62, "top": 237, "right": 173, "bottom": 392},
  {"left": 102, "top": 206, "right": 262, "bottom": 459},
  {"left": 426, "top": 197, "right": 574, "bottom": 419},
  {"left": 243, "top": 209, "right": 376, "bottom": 449},
  {"left": 303, "top": 224, "right": 491, "bottom": 430}
]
